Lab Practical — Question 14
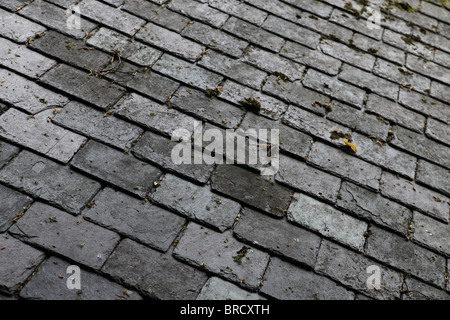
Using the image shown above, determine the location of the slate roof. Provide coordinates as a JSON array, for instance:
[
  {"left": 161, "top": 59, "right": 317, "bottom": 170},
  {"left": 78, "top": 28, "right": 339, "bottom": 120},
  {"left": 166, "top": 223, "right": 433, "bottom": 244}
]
[{"left": 0, "top": 0, "right": 449, "bottom": 300}]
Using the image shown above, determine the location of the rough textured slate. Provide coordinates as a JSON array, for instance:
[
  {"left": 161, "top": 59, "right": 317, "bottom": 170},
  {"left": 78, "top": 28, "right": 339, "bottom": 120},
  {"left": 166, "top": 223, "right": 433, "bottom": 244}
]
[
  {"left": 261, "top": 257, "right": 354, "bottom": 300},
  {"left": 234, "top": 207, "right": 321, "bottom": 267},
  {"left": 71, "top": 140, "right": 162, "bottom": 198},
  {"left": 1, "top": 0, "right": 449, "bottom": 301},
  {"left": 0, "top": 150, "right": 101, "bottom": 214},
  {"left": 20, "top": 256, "right": 143, "bottom": 300},
  {"left": 0, "top": 184, "right": 33, "bottom": 232},
  {"left": 0, "top": 234, "right": 46, "bottom": 295},
  {"left": 9, "top": 202, "right": 120, "bottom": 270},
  {"left": 174, "top": 223, "right": 270, "bottom": 290},
  {"left": 0, "top": 107, "right": 87, "bottom": 163},
  {"left": 288, "top": 193, "right": 368, "bottom": 251},
  {"left": 152, "top": 174, "right": 241, "bottom": 232},
  {"left": 365, "top": 225, "right": 446, "bottom": 288},
  {"left": 52, "top": 101, "right": 143, "bottom": 151},
  {"left": 83, "top": 187, "right": 186, "bottom": 252},
  {"left": 211, "top": 164, "right": 293, "bottom": 217},
  {"left": 102, "top": 238, "right": 208, "bottom": 300}
]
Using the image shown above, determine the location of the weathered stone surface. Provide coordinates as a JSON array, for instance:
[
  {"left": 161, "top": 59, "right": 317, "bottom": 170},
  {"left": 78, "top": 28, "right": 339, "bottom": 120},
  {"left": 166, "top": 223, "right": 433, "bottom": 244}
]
[
  {"left": 351, "top": 33, "right": 405, "bottom": 65},
  {"left": 319, "top": 39, "right": 376, "bottom": 71},
  {"left": 430, "top": 81, "right": 450, "bottom": 104},
  {"left": 169, "top": 0, "right": 229, "bottom": 28},
  {"left": 420, "top": 0, "right": 450, "bottom": 23},
  {"left": 0, "top": 8, "right": 47, "bottom": 43},
  {"left": 209, "top": 0, "right": 267, "bottom": 25},
  {"left": 416, "top": 160, "right": 450, "bottom": 196},
  {"left": 366, "top": 94, "right": 426, "bottom": 133},
  {"left": 282, "top": 106, "right": 354, "bottom": 147},
  {"left": 426, "top": 118, "right": 450, "bottom": 146},
  {"left": 0, "top": 234, "right": 45, "bottom": 295},
  {"left": 0, "top": 0, "right": 448, "bottom": 302},
  {"left": 234, "top": 207, "right": 321, "bottom": 267},
  {"left": 380, "top": 171, "right": 449, "bottom": 223},
  {"left": 197, "top": 277, "right": 265, "bottom": 300},
  {"left": 373, "top": 58, "right": 431, "bottom": 94},
  {"left": 0, "top": 68, "right": 69, "bottom": 114},
  {"left": 316, "top": 240, "right": 403, "bottom": 299},
  {"left": 181, "top": 21, "right": 248, "bottom": 58},
  {"left": 9, "top": 202, "right": 120, "bottom": 270},
  {"left": 391, "top": 125, "right": 450, "bottom": 168},
  {"left": 250, "top": 0, "right": 350, "bottom": 43},
  {"left": 39, "top": 64, "right": 126, "bottom": 110},
  {"left": 76, "top": 0, "right": 145, "bottom": 36},
  {"left": 104, "top": 62, "right": 179, "bottom": 103},
  {"left": 365, "top": 225, "right": 446, "bottom": 288},
  {"left": 0, "top": 140, "right": 19, "bottom": 168},
  {"left": 199, "top": 50, "right": 267, "bottom": 90},
  {"left": 220, "top": 80, "right": 288, "bottom": 120},
  {"left": 412, "top": 211, "right": 450, "bottom": 257},
  {"left": 0, "top": 37, "right": 55, "bottom": 78},
  {"left": 115, "top": 93, "right": 195, "bottom": 138},
  {"left": 152, "top": 174, "right": 240, "bottom": 232},
  {"left": 241, "top": 46, "right": 305, "bottom": 81},
  {"left": 276, "top": 154, "right": 341, "bottom": 203},
  {"left": 199, "top": 122, "right": 271, "bottom": 173},
  {"left": 407, "top": 54, "right": 449, "bottom": 84},
  {"left": 263, "top": 15, "right": 321, "bottom": 49},
  {"left": 338, "top": 64, "right": 399, "bottom": 100},
  {"left": 303, "top": 69, "right": 365, "bottom": 108},
  {"left": 71, "top": 140, "right": 162, "bottom": 198},
  {"left": 20, "top": 256, "right": 143, "bottom": 300},
  {"left": 53, "top": 101, "right": 142, "bottom": 151},
  {"left": 83, "top": 187, "right": 185, "bottom": 251},
  {"left": 122, "top": 0, "right": 190, "bottom": 32},
  {"left": 174, "top": 222, "right": 270, "bottom": 290},
  {"left": 402, "top": 277, "right": 450, "bottom": 300},
  {"left": 85, "top": 27, "right": 162, "bottom": 67},
  {"left": 239, "top": 112, "right": 311, "bottom": 158},
  {"left": 20, "top": 0, "right": 96, "bottom": 39},
  {"left": 211, "top": 164, "right": 293, "bottom": 217},
  {"left": 280, "top": 41, "right": 342, "bottom": 75},
  {"left": 102, "top": 238, "right": 208, "bottom": 299},
  {"left": 136, "top": 23, "right": 203, "bottom": 62},
  {"left": 0, "top": 184, "right": 33, "bottom": 232},
  {"left": 223, "top": 17, "right": 285, "bottom": 52},
  {"left": 282, "top": 0, "right": 334, "bottom": 17},
  {"left": 337, "top": 181, "right": 412, "bottom": 235},
  {"left": 351, "top": 132, "right": 417, "bottom": 179},
  {"left": 133, "top": 131, "right": 214, "bottom": 184},
  {"left": 308, "top": 142, "right": 382, "bottom": 190},
  {"left": 434, "top": 49, "right": 450, "bottom": 69},
  {"left": 261, "top": 257, "right": 354, "bottom": 300},
  {"left": 288, "top": 193, "right": 368, "bottom": 250},
  {"left": 0, "top": 150, "right": 101, "bottom": 214},
  {"left": 170, "top": 86, "right": 245, "bottom": 129},
  {"left": 0, "top": 108, "right": 87, "bottom": 163},
  {"left": 153, "top": 54, "right": 222, "bottom": 90},
  {"left": 0, "top": 0, "right": 32, "bottom": 11},
  {"left": 383, "top": 29, "right": 434, "bottom": 60},
  {"left": 264, "top": 75, "right": 331, "bottom": 115},
  {"left": 31, "top": 30, "right": 111, "bottom": 72},
  {"left": 326, "top": 101, "right": 390, "bottom": 139}
]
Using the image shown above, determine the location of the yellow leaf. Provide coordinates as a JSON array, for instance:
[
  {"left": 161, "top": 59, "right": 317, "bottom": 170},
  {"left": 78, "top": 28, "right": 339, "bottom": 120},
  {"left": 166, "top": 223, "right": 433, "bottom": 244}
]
[{"left": 339, "top": 139, "right": 357, "bottom": 153}]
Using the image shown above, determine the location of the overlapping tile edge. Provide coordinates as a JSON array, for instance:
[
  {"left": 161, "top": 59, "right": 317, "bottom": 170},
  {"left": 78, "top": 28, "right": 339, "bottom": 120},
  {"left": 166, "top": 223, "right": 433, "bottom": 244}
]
[{"left": 0, "top": 0, "right": 449, "bottom": 300}]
